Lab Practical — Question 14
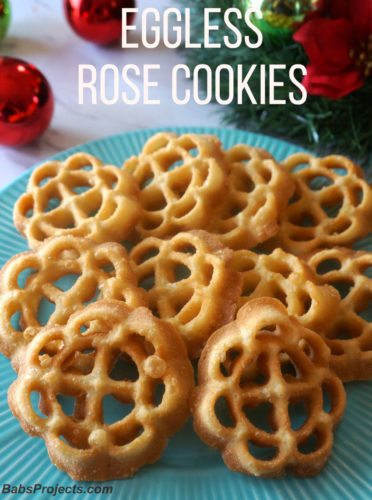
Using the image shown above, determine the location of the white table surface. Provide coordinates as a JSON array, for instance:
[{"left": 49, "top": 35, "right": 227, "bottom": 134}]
[{"left": 0, "top": 0, "right": 223, "bottom": 190}]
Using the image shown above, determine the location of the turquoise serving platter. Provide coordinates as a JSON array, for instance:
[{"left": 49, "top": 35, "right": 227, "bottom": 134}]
[{"left": 0, "top": 127, "right": 371, "bottom": 500}]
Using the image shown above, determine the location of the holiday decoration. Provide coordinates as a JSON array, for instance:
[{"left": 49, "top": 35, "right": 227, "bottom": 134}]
[
  {"left": 182, "top": 0, "right": 372, "bottom": 165},
  {"left": 0, "top": 57, "right": 54, "bottom": 147},
  {"left": 0, "top": 0, "right": 10, "bottom": 41},
  {"left": 64, "top": 0, "right": 136, "bottom": 45}
]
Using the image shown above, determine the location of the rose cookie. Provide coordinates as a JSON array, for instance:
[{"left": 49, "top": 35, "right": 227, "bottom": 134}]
[
  {"left": 122, "top": 132, "right": 229, "bottom": 240},
  {"left": 14, "top": 152, "right": 141, "bottom": 249},
  {"left": 307, "top": 247, "right": 372, "bottom": 381},
  {"left": 129, "top": 230, "right": 242, "bottom": 358},
  {"left": 267, "top": 153, "right": 372, "bottom": 256},
  {"left": 0, "top": 235, "right": 147, "bottom": 369},
  {"left": 192, "top": 298, "right": 346, "bottom": 478},
  {"left": 8, "top": 300, "right": 194, "bottom": 481},
  {"left": 208, "top": 144, "right": 295, "bottom": 249}
]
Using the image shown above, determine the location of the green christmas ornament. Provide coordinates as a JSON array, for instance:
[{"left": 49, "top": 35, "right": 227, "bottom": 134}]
[
  {"left": 0, "top": 0, "right": 10, "bottom": 41},
  {"left": 247, "top": 0, "right": 324, "bottom": 36}
]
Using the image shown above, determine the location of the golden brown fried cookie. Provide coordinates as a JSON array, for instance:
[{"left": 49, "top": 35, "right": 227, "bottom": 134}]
[
  {"left": 208, "top": 145, "right": 295, "bottom": 249},
  {"left": 0, "top": 235, "right": 147, "bottom": 369},
  {"left": 192, "top": 298, "right": 346, "bottom": 478},
  {"left": 306, "top": 247, "right": 372, "bottom": 381},
  {"left": 129, "top": 230, "right": 242, "bottom": 358},
  {"left": 14, "top": 152, "right": 141, "bottom": 249},
  {"left": 230, "top": 248, "right": 340, "bottom": 334},
  {"left": 122, "top": 132, "right": 229, "bottom": 239},
  {"left": 8, "top": 300, "right": 194, "bottom": 481},
  {"left": 266, "top": 153, "right": 372, "bottom": 256}
]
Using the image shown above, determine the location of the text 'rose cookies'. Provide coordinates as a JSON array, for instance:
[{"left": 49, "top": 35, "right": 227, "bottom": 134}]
[
  {"left": 0, "top": 235, "right": 147, "bottom": 369},
  {"left": 8, "top": 300, "right": 194, "bottom": 481},
  {"left": 267, "top": 153, "right": 372, "bottom": 256},
  {"left": 192, "top": 298, "right": 346, "bottom": 478},
  {"left": 307, "top": 247, "right": 372, "bottom": 381},
  {"left": 14, "top": 153, "right": 141, "bottom": 249},
  {"left": 129, "top": 230, "right": 242, "bottom": 358}
]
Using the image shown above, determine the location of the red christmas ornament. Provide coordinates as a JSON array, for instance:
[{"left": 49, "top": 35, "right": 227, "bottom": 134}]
[
  {"left": 0, "top": 57, "right": 54, "bottom": 147},
  {"left": 64, "top": 0, "right": 136, "bottom": 45}
]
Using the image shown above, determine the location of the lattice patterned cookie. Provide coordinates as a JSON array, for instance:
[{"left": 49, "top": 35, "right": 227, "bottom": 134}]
[
  {"left": 230, "top": 248, "right": 340, "bottom": 334},
  {"left": 8, "top": 300, "right": 194, "bottom": 481},
  {"left": 207, "top": 144, "right": 295, "bottom": 249},
  {"left": 306, "top": 247, "right": 372, "bottom": 381},
  {"left": 14, "top": 153, "right": 141, "bottom": 249},
  {"left": 122, "top": 132, "right": 229, "bottom": 240},
  {"left": 0, "top": 235, "right": 147, "bottom": 369},
  {"left": 192, "top": 298, "right": 346, "bottom": 478},
  {"left": 129, "top": 230, "right": 242, "bottom": 358},
  {"left": 266, "top": 153, "right": 372, "bottom": 256}
]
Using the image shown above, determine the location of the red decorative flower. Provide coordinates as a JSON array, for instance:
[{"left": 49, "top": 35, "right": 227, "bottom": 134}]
[{"left": 293, "top": 0, "right": 372, "bottom": 99}]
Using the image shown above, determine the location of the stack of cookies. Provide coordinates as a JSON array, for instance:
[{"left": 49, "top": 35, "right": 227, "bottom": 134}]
[{"left": 2, "top": 131, "right": 372, "bottom": 480}]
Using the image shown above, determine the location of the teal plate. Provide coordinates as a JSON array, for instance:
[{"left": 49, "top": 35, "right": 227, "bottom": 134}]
[{"left": 0, "top": 127, "right": 371, "bottom": 500}]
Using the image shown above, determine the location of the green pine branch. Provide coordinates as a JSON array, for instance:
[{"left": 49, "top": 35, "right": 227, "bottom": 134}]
[{"left": 180, "top": 0, "right": 372, "bottom": 166}]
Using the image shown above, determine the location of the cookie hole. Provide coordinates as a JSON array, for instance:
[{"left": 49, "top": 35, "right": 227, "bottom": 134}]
[
  {"left": 300, "top": 293, "right": 312, "bottom": 314},
  {"left": 10, "top": 310, "right": 23, "bottom": 332},
  {"left": 113, "top": 424, "right": 144, "bottom": 446},
  {"left": 221, "top": 348, "right": 243, "bottom": 377},
  {"left": 288, "top": 188, "right": 301, "bottom": 205},
  {"left": 153, "top": 380, "right": 166, "bottom": 406},
  {"left": 280, "top": 354, "right": 298, "bottom": 380},
  {"left": 53, "top": 273, "right": 81, "bottom": 292},
  {"left": 141, "top": 214, "right": 163, "bottom": 230},
  {"left": 222, "top": 199, "right": 247, "bottom": 220},
  {"left": 177, "top": 299, "right": 202, "bottom": 325},
  {"left": 273, "top": 287, "right": 288, "bottom": 308},
  {"left": 30, "top": 391, "right": 48, "bottom": 419},
  {"left": 215, "top": 396, "right": 235, "bottom": 428},
  {"left": 71, "top": 182, "right": 91, "bottom": 195},
  {"left": 288, "top": 400, "right": 308, "bottom": 430},
  {"left": 37, "top": 297, "right": 56, "bottom": 326},
  {"left": 332, "top": 280, "right": 353, "bottom": 300},
  {"left": 172, "top": 290, "right": 193, "bottom": 315},
  {"left": 136, "top": 247, "right": 160, "bottom": 264},
  {"left": 160, "top": 152, "right": 183, "bottom": 171},
  {"left": 138, "top": 165, "right": 154, "bottom": 189},
  {"left": 49, "top": 210, "right": 75, "bottom": 229},
  {"left": 297, "top": 213, "right": 317, "bottom": 228},
  {"left": 83, "top": 288, "right": 100, "bottom": 306},
  {"left": 259, "top": 165, "right": 272, "bottom": 182},
  {"left": 298, "top": 433, "right": 318, "bottom": 455},
  {"left": 58, "top": 432, "right": 89, "bottom": 450},
  {"left": 79, "top": 162, "right": 94, "bottom": 172},
  {"left": 56, "top": 393, "right": 77, "bottom": 417},
  {"left": 321, "top": 198, "right": 343, "bottom": 219},
  {"left": 173, "top": 263, "right": 191, "bottom": 282},
  {"left": 308, "top": 176, "right": 333, "bottom": 190},
  {"left": 356, "top": 291, "right": 372, "bottom": 322},
  {"left": 44, "top": 196, "right": 61, "bottom": 213},
  {"left": 100, "top": 263, "right": 115, "bottom": 276},
  {"left": 233, "top": 170, "right": 255, "bottom": 193},
  {"left": 38, "top": 175, "right": 54, "bottom": 187},
  {"left": 326, "top": 163, "right": 348, "bottom": 175},
  {"left": 141, "top": 187, "right": 167, "bottom": 211},
  {"left": 247, "top": 441, "right": 278, "bottom": 461},
  {"left": 100, "top": 170, "right": 118, "bottom": 190},
  {"left": 17, "top": 267, "right": 39, "bottom": 288},
  {"left": 289, "top": 228, "right": 314, "bottom": 241},
  {"left": 265, "top": 259, "right": 292, "bottom": 278},
  {"left": 170, "top": 171, "right": 192, "bottom": 199},
  {"left": 359, "top": 263, "right": 372, "bottom": 279},
  {"left": 139, "top": 272, "right": 155, "bottom": 291},
  {"left": 187, "top": 147, "right": 198, "bottom": 157},
  {"left": 322, "top": 385, "right": 332, "bottom": 413},
  {"left": 329, "top": 343, "right": 345, "bottom": 356},
  {"left": 173, "top": 198, "right": 197, "bottom": 219},
  {"left": 85, "top": 195, "right": 104, "bottom": 219},
  {"left": 173, "top": 243, "right": 196, "bottom": 254},
  {"left": 351, "top": 185, "right": 363, "bottom": 207},
  {"left": 202, "top": 263, "right": 214, "bottom": 285},
  {"left": 243, "top": 402, "right": 275, "bottom": 433},
  {"left": 316, "top": 258, "right": 341, "bottom": 275},
  {"left": 109, "top": 353, "right": 139, "bottom": 382},
  {"left": 103, "top": 395, "right": 134, "bottom": 425},
  {"left": 332, "top": 218, "right": 352, "bottom": 234},
  {"left": 61, "top": 349, "right": 95, "bottom": 375},
  {"left": 128, "top": 333, "right": 155, "bottom": 356}
]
